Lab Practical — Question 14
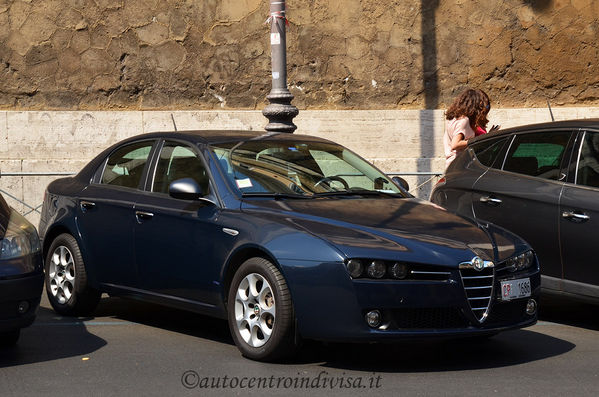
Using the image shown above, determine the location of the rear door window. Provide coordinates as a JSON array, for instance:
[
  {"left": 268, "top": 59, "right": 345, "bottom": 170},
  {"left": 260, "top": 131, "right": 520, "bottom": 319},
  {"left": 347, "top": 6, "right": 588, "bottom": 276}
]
[
  {"left": 503, "top": 131, "right": 572, "bottom": 180},
  {"left": 101, "top": 141, "right": 154, "bottom": 188},
  {"left": 470, "top": 137, "right": 509, "bottom": 168}
]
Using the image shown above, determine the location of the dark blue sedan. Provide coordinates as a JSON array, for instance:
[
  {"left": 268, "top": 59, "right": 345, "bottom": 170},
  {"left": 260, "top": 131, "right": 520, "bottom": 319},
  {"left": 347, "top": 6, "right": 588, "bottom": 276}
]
[{"left": 39, "top": 130, "right": 540, "bottom": 361}]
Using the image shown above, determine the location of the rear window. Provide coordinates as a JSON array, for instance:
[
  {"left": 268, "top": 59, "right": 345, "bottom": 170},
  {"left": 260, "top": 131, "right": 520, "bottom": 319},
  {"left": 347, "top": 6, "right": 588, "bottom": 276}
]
[{"left": 471, "top": 137, "right": 508, "bottom": 168}]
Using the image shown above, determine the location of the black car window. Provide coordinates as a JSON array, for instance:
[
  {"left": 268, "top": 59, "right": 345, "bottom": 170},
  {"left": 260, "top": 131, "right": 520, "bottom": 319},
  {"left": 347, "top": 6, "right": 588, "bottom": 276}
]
[
  {"left": 503, "top": 131, "right": 571, "bottom": 180},
  {"left": 101, "top": 141, "right": 153, "bottom": 188},
  {"left": 152, "top": 142, "right": 210, "bottom": 195},
  {"left": 470, "top": 137, "right": 508, "bottom": 168},
  {"left": 575, "top": 132, "right": 599, "bottom": 189}
]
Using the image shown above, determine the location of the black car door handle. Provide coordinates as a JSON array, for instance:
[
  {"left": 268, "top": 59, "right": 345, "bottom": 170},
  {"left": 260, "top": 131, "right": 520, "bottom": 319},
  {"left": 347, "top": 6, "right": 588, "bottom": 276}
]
[
  {"left": 80, "top": 200, "right": 96, "bottom": 211},
  {"left": 562, "top": 211, "right": 590, "bottom": 222},
  {"left": 135, "top": 211, "right": 154, "bottom": 221},
  {"left": 479, "top": 196, "right": 502, "bottom": 206}
]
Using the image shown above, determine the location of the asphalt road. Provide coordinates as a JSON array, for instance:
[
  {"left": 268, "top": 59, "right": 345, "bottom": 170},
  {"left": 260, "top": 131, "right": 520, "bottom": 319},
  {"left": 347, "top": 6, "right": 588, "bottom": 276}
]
[{"left": 1, "top": 292, "right": 597, "bottom": 396}]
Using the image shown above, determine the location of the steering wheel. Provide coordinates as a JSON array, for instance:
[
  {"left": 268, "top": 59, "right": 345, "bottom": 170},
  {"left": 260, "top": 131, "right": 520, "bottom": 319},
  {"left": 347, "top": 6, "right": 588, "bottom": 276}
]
[{"left": 314, "top": 175, "right": 350, "bottom": 190}]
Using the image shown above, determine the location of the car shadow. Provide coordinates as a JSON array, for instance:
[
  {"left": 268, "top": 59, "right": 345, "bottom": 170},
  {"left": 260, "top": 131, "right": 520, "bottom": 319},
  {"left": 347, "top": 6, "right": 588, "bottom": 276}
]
[
  {"left": 290, "top": 329, "right": 574, "bottom": 372},
  {"left": 539, "top": 293, "right": 599, "bottom": 331},
  {"left": 26, "top": 295, "right": 577, "bottom": 372},
  {"left": 91, "top": 296, "right": 234, "bottom": 345},
  {"left": 0, "top": 306, "right": 107, "bottom": 368},
  {"left": 92, "top": 296, "right": 574, "bottom": 372}
]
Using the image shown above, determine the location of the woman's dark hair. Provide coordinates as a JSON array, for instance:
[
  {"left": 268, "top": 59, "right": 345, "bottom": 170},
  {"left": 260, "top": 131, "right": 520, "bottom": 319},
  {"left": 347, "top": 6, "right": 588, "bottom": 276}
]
[{"left": 446, "top": 88, "right": 490, "bottom": 130}]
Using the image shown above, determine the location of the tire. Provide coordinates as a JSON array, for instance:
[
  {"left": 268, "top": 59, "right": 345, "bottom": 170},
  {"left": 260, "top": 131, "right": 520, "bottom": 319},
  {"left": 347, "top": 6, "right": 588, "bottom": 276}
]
[
  {"left": 227, "top": 257, "right": 298, "bottom": 361},
  {"left": 45, "top": 233, "right": 101, "bottom": 316},
  {"left": 0, "top": 329, "right": 20, "bottom": 347}
]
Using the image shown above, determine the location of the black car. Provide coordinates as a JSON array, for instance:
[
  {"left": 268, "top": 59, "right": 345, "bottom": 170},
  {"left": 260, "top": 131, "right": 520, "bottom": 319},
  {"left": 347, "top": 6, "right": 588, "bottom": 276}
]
[
  {"left": 431, "top": 119, "right": 599, "bottom": 303},
  {"left": 0, "top": 193, "right": 44, "bottom": 346},
  {"left": 39, "top": 130, "right": 540, "bottom": 361}
]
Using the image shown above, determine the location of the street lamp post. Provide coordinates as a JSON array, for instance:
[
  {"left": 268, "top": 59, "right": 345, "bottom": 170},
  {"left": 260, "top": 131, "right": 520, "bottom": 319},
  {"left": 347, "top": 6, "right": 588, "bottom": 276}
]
[{"left": 262, "top": 0, "right": 298, "bottom": 133}]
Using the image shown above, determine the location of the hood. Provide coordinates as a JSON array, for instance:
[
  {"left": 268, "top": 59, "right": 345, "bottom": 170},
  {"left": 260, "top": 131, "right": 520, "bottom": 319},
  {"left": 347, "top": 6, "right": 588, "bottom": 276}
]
[{"left": 242, "top": 197, "right": 529, "bottom": 266}]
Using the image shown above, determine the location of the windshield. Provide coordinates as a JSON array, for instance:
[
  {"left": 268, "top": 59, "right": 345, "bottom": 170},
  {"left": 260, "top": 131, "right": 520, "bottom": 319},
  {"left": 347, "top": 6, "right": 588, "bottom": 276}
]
[{"left": 210, "top": 139, "right": 406, "bottom": 197}]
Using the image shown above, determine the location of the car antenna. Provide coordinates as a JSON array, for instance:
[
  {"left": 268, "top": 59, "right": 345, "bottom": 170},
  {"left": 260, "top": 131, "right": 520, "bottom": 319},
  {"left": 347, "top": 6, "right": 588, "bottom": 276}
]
[
  {"left": 546, "top": 99, "right": 555, "bottom": 122},
  {"left": 171, "top": 113, "right": 178, "bottom": 132}
]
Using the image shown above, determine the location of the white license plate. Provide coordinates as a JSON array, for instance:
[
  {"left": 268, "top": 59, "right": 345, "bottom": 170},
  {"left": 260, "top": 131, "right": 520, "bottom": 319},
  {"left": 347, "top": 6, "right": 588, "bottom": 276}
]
[{"left": 500, "top": 278, "right": 531, "bottom": 301}]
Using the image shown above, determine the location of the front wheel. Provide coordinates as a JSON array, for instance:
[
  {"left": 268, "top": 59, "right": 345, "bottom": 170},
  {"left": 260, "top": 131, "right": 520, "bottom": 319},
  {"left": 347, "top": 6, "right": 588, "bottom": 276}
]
[
  {"left": 45, "top": 233, "right": 101, "bottom": 316},
  {"left": 227, "top": 257, "right": 298, "bottom": 361}
]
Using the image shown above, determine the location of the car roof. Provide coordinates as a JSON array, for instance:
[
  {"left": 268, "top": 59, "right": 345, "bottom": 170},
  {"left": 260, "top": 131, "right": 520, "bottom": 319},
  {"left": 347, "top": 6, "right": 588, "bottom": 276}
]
[
  {"left": 471, "top": 118, "right": 599, "bottom": 144},
  {"left": 74, "top": 130, "right": 337, "bottom": 181},
  {"left": 130, "top": 130, "right": 334, "bottom": 145}
]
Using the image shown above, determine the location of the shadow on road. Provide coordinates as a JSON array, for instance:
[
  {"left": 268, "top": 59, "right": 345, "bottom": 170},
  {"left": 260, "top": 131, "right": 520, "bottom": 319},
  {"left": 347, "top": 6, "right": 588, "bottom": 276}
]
[
  {"left": 291, "top": 329, "right": 574, "bottom": 372},
  {"left": 90, "top": 296, "right": 575, "bottom": 372},
  {"left": 539, "top": 293, "right": 599, "bottom": 331},
  {"left": 7, "top": 292, "right": 583, "bottom": 371},
  {"left": 0, "top": 306, "right": 107, "bottom": 368},
  {"left": 92, "top": 296, "right": 234, "bottom": 345}
]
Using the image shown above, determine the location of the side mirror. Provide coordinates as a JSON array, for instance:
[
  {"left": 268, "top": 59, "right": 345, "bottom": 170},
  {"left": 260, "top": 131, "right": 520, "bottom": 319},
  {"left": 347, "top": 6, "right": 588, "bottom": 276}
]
[
  {"left": 391, "top": 176, "right": 410, "bottom": 192},
  {"left": 168, "top": 178, "right": 203, "bottom": 201}
]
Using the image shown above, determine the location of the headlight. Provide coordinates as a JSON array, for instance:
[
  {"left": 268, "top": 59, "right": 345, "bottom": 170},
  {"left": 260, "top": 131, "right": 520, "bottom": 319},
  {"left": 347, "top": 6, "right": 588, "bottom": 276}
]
[
  {"left": 504, "top": 250, "right": 535, "bottom": 272},
  {"left": 346, "top": 259, "right": 364, "bottom": 278},
  {"left": 390, "top": 262, "right": 408, "bottom": 279},
  {"left": 367, "top": 261, "right": 386, "bottom": 279},
  {"left": 0, "top": 210, "right": 41, "bottom": 260}
]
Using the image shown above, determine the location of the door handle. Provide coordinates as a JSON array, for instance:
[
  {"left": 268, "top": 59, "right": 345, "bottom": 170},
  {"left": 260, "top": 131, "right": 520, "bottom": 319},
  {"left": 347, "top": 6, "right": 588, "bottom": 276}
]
[
  {"left": 479, "top": 196, "right": 502, "bottom": 206},
  {"left": 135, "top": 211, "right": 154, "bottom": 221},
  {"left": 562, "top": 211, "right": 590, "bottom": 222},
  {"left": 80, "top": 200, "right": 96, "bottom": 211}
]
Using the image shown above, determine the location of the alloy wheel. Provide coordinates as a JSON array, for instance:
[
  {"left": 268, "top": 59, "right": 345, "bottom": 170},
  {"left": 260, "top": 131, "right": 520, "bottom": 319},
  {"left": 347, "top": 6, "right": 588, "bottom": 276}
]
[
  {"left": 234, "top": 273, "right": 276, "bottom": 348},
  {"left": 48, "top": 246, "right": 76, "bottom": 304}
]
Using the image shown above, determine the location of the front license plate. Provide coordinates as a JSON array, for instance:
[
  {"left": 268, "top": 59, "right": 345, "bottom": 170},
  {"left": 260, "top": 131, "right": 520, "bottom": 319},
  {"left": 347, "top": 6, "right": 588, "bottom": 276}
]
[{"left": 500, "top": 278, "right": 531, "bottom": 301}]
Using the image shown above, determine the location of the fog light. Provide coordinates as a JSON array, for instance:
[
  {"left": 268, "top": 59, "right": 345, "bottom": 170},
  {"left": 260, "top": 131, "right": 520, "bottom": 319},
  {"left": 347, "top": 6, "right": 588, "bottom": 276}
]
[
  {"left": 346, "top": 259, "right": 363, "bottom": 278},
  {"left": 367, "top": 261, "right": 386, "bottom": 279},
  {"left": 17, "top": 300, "right": 29, "bottom": 314},
  {"left": 365, "top": 310, "right": 381, "bottom": 328},
  {"left": 390, "top": 262, "right": 408, "bottom": 279},
  {"left": 526, "top": 298, "right": 537, "bottom": 315}
]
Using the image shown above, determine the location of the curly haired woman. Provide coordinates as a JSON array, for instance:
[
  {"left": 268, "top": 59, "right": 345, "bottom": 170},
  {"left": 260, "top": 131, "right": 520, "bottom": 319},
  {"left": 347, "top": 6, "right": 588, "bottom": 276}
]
[{"left": 443, "top": 88, "right": 491, "bottom": 169}]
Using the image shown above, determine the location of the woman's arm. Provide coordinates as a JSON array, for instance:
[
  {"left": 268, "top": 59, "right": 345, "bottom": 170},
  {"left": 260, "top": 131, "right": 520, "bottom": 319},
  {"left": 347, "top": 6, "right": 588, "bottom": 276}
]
[{"left": 450, "top": 132, "right": 468, "bottom": 151}]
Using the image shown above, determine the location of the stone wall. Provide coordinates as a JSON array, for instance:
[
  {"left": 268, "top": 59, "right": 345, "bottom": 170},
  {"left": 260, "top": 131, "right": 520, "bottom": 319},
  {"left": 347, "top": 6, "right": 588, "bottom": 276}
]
[{"left": 1, "top": 0, "right": 598, "bottom": 110}]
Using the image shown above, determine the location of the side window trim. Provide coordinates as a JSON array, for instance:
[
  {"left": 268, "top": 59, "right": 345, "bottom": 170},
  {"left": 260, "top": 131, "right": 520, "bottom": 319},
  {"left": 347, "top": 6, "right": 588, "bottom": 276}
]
[
  {"left": 144, "top": 139, "right": 166, "bottom": 191},
  {"left": 499, "top": 134, "right": 516, "bottom": 170},
  {"left": 572, "top": 130, "right": 585, "bottom": 185}
]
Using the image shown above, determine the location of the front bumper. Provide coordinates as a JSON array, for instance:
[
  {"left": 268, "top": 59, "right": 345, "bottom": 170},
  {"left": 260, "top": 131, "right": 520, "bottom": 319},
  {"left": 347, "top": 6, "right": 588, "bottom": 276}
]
[
  {"left": 282, "top": 260, "right": 540, "bottom": 342},
  {"left": 0, "top": 270, "right": 44, "bottom": 332}
]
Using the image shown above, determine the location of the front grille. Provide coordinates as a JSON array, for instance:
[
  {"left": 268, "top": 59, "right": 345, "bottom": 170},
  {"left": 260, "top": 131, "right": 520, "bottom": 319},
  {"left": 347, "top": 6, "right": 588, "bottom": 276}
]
[
  {"left": 460, "top": 266, "right": 494, "bottom": 323},
  {"left": 388, "top": 307, "right": 468, "bottom": 329}
]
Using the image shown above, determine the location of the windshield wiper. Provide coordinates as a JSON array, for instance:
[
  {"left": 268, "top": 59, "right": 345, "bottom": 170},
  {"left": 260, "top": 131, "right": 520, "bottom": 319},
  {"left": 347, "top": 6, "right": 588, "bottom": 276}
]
[
  {"left": 241, "top": 192, "right": 314, "bottom": 200},
  {"left": 314, "top": 189, "right": 404, "bottom": 198}
]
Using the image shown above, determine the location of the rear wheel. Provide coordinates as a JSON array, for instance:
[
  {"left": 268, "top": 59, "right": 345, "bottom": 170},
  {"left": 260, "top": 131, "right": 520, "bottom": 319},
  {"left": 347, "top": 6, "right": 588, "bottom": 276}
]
[
  {"left": 45, "top": 233, "right": 101, "bottom": 316},
  {"left": 227, "top": 257, "right": 298, "bottom": 361}
]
